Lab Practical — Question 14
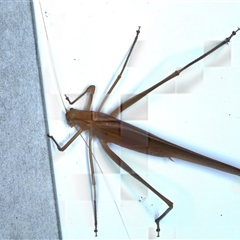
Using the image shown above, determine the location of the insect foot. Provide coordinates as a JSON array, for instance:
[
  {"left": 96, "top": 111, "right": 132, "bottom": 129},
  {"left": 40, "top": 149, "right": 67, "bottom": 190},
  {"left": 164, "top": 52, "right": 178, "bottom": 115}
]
[{"left": 155, "top": 220, "right": 160, "bottom": 237}]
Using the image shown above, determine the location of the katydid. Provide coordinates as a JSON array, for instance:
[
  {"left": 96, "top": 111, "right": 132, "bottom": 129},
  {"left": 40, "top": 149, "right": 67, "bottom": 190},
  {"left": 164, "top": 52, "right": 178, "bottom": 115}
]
[{"left": 47, "top": 27, "right": 240, "bottom": 237}]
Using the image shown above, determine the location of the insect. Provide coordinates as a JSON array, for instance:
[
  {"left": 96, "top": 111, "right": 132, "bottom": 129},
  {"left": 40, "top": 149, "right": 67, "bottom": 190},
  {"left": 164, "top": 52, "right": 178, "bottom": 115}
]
[{"left": 46, "top": 26, "right": 240, "bottom": 238}]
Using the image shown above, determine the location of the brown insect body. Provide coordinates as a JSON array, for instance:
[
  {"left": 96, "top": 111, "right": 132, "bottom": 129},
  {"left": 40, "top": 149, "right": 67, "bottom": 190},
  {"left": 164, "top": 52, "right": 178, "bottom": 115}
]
[
  {"left": 67, "top": 108, "right": 240, "bottom": 177},
  {"left": 47, "top": 27, "right": 240, "bottom": 237}
]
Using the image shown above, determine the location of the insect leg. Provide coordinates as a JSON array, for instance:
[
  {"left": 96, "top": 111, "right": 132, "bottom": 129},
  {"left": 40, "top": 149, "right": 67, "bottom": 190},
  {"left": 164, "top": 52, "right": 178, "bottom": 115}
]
[
  {"left": 100, "top": 140, "right": 173, "bottom": 237},
  {"left": 88, "top": 130, "right": 98, "bottom": 236},
  {"left": 65, "top": 85, "right": 95, "bottom": 111},
  {"left": 110, "top": 28, "right": 240, "bottom": 118},
  {"left": 47, "top": 127, "right": 86, "bottom": 151},
  {"left": 97, "top": 26, "right": 141, "bottom": 112}
]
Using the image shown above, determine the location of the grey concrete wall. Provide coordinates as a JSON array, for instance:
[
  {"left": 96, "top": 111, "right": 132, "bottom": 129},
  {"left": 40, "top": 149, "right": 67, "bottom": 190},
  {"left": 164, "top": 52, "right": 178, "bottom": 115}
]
[{"left": 0, "top": 1, "right": 61, "bottom": 238}]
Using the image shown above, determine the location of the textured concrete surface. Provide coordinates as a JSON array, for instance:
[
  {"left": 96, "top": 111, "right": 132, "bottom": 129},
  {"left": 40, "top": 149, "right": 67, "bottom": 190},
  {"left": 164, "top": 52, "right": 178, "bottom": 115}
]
[{"left": 0, "top": 1, "right": 61, "bottom": 238}]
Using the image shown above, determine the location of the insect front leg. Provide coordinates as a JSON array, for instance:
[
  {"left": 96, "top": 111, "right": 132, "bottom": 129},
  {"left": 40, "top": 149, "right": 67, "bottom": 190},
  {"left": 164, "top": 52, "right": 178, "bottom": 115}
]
[
  {"left": 65, "top": 85, "right": 95, "bottom": 111},
  {"left": 100, "top": 140, "right": 173, "bottom": 237},
  {"left": 47, "top": 127, "right": 86, "bottom": 151}
]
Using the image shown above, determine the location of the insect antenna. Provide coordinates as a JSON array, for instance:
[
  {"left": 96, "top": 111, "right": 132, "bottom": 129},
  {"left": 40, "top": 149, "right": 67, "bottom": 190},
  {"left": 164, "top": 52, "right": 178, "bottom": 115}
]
[{"left": 38, "top": 0, "right": 68, "bottom": 113}]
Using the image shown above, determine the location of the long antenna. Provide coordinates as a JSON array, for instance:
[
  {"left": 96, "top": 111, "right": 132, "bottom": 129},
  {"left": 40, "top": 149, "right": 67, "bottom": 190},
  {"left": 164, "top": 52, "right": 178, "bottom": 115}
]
[{"left": 38, "top": 0, "right": 67, "bottom": 112}]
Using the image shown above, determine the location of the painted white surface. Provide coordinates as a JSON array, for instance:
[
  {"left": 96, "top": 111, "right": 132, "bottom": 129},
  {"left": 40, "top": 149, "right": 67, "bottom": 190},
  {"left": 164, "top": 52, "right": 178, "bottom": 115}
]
[{"left": 34, "top": 1, "right": 240, "bottom": 239}]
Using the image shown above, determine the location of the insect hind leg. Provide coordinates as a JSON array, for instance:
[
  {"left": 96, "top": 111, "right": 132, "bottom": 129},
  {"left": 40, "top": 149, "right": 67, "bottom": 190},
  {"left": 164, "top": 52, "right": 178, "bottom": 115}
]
[{"left": 100, "top": 140, "right": 173, "bottom": 237}]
